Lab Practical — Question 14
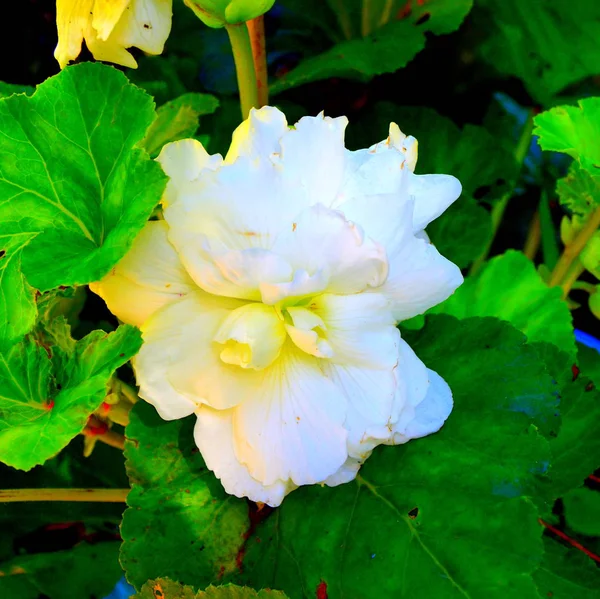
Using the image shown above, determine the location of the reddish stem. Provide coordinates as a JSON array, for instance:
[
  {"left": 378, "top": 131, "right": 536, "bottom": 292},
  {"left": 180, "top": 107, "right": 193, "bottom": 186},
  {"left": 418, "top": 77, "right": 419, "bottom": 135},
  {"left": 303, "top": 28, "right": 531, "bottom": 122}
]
[{"left": 539, "top": 519, "right": 600, "bottom": 563}]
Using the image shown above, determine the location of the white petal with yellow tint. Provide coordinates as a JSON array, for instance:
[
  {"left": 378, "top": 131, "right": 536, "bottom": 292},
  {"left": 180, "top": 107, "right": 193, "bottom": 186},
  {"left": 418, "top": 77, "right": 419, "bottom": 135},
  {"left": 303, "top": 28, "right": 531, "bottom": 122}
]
[
  {"left": 136, "top": 292, "right": 265, "bottom": 413},
  {"left": 194, "top": 407, "right": 295, "bottom": 506},
  {"left": 225, "top": 106, "right": 288, "bottom": 163},
  {"left": 410, "top": 173, "right": 462, "bottom": 233},
  {"left": 91, "top": 0, "right": 129, "bottom": 40},
  {"left": 214, "top": 303, "right": 286, "bottom": 369},
  {"left": 90, "top": 221, "right": 195, "bottom": 328},
  {"left": 233, "top": 345, "right": 348, "bottom": 487},
  {"left": 55, "top": 0, "right": 94, "bottom": 68}
]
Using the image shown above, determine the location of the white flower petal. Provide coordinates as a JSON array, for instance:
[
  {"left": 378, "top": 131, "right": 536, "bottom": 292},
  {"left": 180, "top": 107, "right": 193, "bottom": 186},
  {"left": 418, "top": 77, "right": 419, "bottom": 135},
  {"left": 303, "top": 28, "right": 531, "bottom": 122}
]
[
  {"left": 90, "top": 221, "right": 195, "bottom": 328},
  {"left": 194, "top": 407, "right": 294, "bottom": 506},
  {"left": 410, "top": 173, "right": 462, "bottom": 233},
  {"left": 233, "top": 345, "right": 348, "bottom": 487},
  {"left": 135, "top": 292, "right": 263, "bottom": 415},
  {"left": 324, "top": 457, "right": 363, "bottom": 487},
  {"left": 225, "top": 106, "right": 288, "bottom": 163},
  {"left": 91, "top": 0, "right": 129, "bottom": 40},
  {"left": 381, "top": 234, "right": 463, "bottom": 322},
  {"left": 55, "top": 0, "right": 95, "bottom": 68},
  {"left": 387, "top": 368, "right": 453, "bottom": 444}
]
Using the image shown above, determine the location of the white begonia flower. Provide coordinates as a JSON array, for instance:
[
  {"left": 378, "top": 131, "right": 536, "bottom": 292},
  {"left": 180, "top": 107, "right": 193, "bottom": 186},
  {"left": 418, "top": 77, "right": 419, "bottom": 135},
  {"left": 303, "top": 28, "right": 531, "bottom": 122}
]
[
  {"left": 55, "top": 0, "right": 173, "bottom": 69},
  {"left": 91, "top": 107, "right": 464, "bottom": 506}
]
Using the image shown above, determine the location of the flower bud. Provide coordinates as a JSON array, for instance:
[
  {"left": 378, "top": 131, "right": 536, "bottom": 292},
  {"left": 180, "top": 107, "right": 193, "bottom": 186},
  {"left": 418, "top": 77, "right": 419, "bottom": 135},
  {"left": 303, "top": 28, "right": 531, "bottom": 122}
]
[{"left": 183, "top": 0, "right": 275, "bottom": 27}]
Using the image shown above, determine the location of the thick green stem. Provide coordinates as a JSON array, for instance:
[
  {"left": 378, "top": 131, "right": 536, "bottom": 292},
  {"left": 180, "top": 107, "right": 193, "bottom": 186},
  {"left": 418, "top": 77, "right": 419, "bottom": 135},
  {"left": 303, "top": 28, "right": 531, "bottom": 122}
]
[
  {"left": 361, "top": 0, "right": 373, "bottom": 36},
  {"left": 379, "top": 0, "right": 394, "bottom": 27},
  {"left": 469, "top": 112, "right": 535, "bottom": 276},
  {"left": 560, "top": 259, "right": 585, "bottom": 300},
  {"left": 330, "top": 0, "right": 354, "bottom": 39},
  {"left": 523, "top": 210, "right": 541, "bottom": 260},
  {"left": 225, "top": 22, "right": 259, "bottom": 119},
  {"left": 549, "top": 206, "right": 600, "bottom": 288},
  {"left": 0, "top": 488, "right": 129, "bottom": 503},
  {"left": 247, "top": 16, "right": 268, "bottom": 107}
]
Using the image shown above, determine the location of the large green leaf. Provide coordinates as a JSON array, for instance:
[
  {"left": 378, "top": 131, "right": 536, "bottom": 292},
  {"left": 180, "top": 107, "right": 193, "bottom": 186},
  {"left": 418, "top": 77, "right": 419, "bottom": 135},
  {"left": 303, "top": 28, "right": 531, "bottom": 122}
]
[
  {"left": 0, "top": 541, "right": 122, "bottom": 599},
  {"left": 135, "top": 579, "right": 288, "bottom": 599},
  {"left": 0, "top": 325, "right": 141, "bottom": 470},
  {"left": 0, "top": 233, "right": 36, "bottom": 349},
  {"left": 348, "top": 103, "right": 518, "bottom": 267},
  {"left": 141, "top": 92, "right": 220, "bottom": 157},
  {"left": 429, "top": 251, "right": 576, "bottom": 357},
  {"left": 534, "top": 98, "right": 600, "bottom": 173},
  {"left": 563, "top": 487, "right": 600, "bottom": 537},
  {"left": 0, "top": 62, "right": 167, "bottom": 291},
  {"left": 0, "top": 82, "right": 34, "bottom": 99},
  {"left": 270, "top": 0, "right": 473, "bottom": 93},
  {"left": 121, "top": 402, "right": 249, "bottom": 590},
  {"left": 234, "top": 316, "right": 551, "bottom": 598},
  {"left": 557, "top": 164, "right": 600, "bottom": 219},
  {"left": 475, "top": 0, "right": 600, "bottom": 102},
  {"left": 533, "top": 537, "right": 600, "bottom": 599}
]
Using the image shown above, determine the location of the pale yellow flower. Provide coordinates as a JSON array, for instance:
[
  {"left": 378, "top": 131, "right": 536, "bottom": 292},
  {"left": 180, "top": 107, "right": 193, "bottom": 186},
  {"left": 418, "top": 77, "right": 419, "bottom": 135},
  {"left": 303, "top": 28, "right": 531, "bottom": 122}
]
[
  {"left": 55, "top": 0, "right": 173, "bottom": 69},
  {"left": 92, "top": 107, "right": 463, "bottom": 506}
]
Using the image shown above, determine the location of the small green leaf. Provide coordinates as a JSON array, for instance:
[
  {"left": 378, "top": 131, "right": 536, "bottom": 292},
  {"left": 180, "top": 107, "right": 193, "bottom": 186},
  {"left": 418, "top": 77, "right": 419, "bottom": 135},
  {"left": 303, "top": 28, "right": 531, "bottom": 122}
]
[
  {"left": 557, "top": 164, "right": 600, "bottom": 218},
  {"left": 0, "top": 325, "right": 141, "bottom": 470},
  {"left": 142, "top": 93, "right": 220, "bottom": 157},
  {"left": 534, "top": 98, "right": 600, "bottom": 174},
  {"left": 475, "top": 0, "right": 600, "bottom": 102},
  {"left": 0, "top": 233, "right": 37, "bottom": 349},
  {"left": 121, "top": 402, "right": 249, "bottom": 590},
  {"left": 430, "top": 250, "right": 576, "bottom": 357},
  {"left": 0, "top": 82, "right": 34, "bottom": 98},
  {"left": 0, "top": 541, "right": 122, "bottom": 599},
  {"left": 533, "top": 537, "right": 600, "bottom": 599},
  {"left": 0, "top": 62, "right": 167, "bottom": 291},
  {"left": 563, "top": 487, "right": 600, "bottom": 537},
  {"left": 135, "top": 578, "right": 288, "bottom": 599},
  {"left": 270, "top": 0, "right": 473, "bottom": 93}
]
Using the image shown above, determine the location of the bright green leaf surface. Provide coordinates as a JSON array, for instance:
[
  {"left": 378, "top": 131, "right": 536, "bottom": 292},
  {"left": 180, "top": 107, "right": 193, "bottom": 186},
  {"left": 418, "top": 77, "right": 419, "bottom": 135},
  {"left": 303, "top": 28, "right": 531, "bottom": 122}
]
[
  {"left": 534, "top": 98, "right": 600, "bottom": 172},
  {"left": 430, "top": 251, "right": 576, "bottom": 356},
  {"left": 135, "top": 578, "right": 288, "bottom": 599},
  {"left": 563, "top": 487, "right": 600, "bottom": 537},
  {"left": 0, "top": 62, "right": 167, "bottom": 291},
  {"left": 270, "top": 0, "right": 473, "bottom": 93},
  {"left": 0, "top": 233, "right": 37, "bottom": 349},
  {"left": 0, "top": 541, "right": 122, "bottom": 599},
  {"left": 234, "top": 316, "right": 551, "bottom": 598},
  {"left": 557, "top": 164, "right": 600, "bottom": 218},
  {"left": 0, "top": 325, "right": 141, "bottom": 470},
  {"left": 141, "top": 92, "right": 220, "bottom": 157},
  {"left": 121, "top": 402, "right": 249, "bottom": 590},
  {"left": 476, "top": 0, "right": 600, "bottom": 102},
  {"left": 533, "top": 537, "right": 600, "bottom": 599}
]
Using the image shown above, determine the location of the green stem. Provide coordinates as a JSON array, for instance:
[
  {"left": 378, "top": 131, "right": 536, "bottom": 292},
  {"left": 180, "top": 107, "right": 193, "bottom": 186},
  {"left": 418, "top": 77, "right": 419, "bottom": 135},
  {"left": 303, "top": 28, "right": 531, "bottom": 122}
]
[
  {"left": 379, "top": 0, "right": 394, "bottom": 27},
  {"left": 559, "top": 259, "right": 585, "bottom": 300},
  {"left": 469, "top": 112, "right": 535, "bottom": 276},
  {"left": 361, "top": 0, "right": 373, "bottom": 36},
  {"left": 523, "top": 210, "right": 541, "bottom": 260},
  {"left": 549, "top": 206, "right": 600, "bottom": 287},
  {"left": 0, "top": 488, "right": 129, "bottom": 503},
  {"left": 330, "top": 0, "right": 354, "bottom": 39},
  {"left": 572, "top": 281, "right": 597, "bottom": 294},
  {"left": 225, "top": 22, "right": 259, "bottom": 119}
]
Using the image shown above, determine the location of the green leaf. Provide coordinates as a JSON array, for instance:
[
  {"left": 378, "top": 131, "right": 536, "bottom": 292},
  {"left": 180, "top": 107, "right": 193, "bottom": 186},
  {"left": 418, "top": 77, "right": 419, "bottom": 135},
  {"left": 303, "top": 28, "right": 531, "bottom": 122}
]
[
  {"left": 135, "top": 579, "right": 288, "bottom": 599},
  {"left": 0, "top": 541, "right": 122, "bottom": 599},
  {"left": 270, "top": 0, "right": 473, "bottom": 93},
  {"left": 121, "top": 402, "right": 249, "bottom": 590},
  {"left": 475, "top": 0, "right": 600, "bottom": 102},
  {"left": 0, "top": 62, "right": 167, "bottom": 292},
  {"left": 533, "top": 537, "right": 600, "bottom": 599},
  {"left": 533, "top": 343, "right": 600, "bottom": 497},
  {"left": 430, "top": 250, "right": 576, "bottom": 357},
  {"left": 233, "top": 316, "right": 550, "bottom": 598},
  {"left": 534, "top": 98, "right": 600, "bottom": 173},
  {"left": 0, "top": 82, "right": 34, "bottom": 99},
  {"left": 557, "top": 164, "right": 600, "bottom": 218},
  {"left": 141, "top": 92, "right": 220, "bottom": 157},
  {"left": 0, "top": 233, "right": 37, "bottom": 349},
  {"left": 0, "top": 325, "right": 141, "bottom": 470},
  {"left": 563, "top": 487, "right": 600, "bottom": 537}
]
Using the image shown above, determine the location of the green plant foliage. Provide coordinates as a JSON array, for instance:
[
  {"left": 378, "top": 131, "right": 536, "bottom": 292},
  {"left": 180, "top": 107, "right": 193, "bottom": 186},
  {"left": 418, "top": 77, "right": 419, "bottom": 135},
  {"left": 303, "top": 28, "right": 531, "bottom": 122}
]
[
  {"left": 533, "top": 537, "right": 600, "bottom": 599},
  {"left": 121, "top": 402, "right": 250, "bottom": 590},
  {"left": 563, "top": 487, "right": 600, "bottom": 537},
  {"left": 475, "top": 0, "right": 600, "bottom": 102},
  {"left": 429, "top": 251, "right": 576, "bottom": 356},
  {"left": 135, "top": 578, "right": 288, "bottom": 598},
  {"left": 270, "top": 0, "right": 473, "bottom": 93},
  {"left": 0, "top": 325, "right": 141, "bottom": 470},
  {"left": 0, "top": 541, "right": 122, "bottom": 599},
  {"left": 141, "top": 92, "right": 220, "bottom": 157},
  {"left": 534, "top": 98, "right": 600, "bottom": 173},
  {"left": 557, "top": 164, "right": 600, "bottom": 219},
  {"left": 0, "top": 82, "right": 34, "bottom": 98},
  {"left": 0, "top": 62, "right": 167, "bottom": 291}
]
